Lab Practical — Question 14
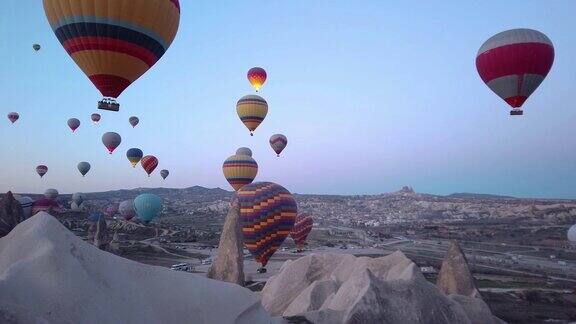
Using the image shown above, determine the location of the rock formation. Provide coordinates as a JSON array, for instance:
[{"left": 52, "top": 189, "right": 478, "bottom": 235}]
[
  {"left": 94, "top": 215, "right": 109, "bottom": 250},
  {"left": 0, "top": 213, "right": 272, "bottom": 323},
  {"left": 207, "top": 198, "right": 245, "bottom": 285},
  {"left": 436, "top": 240, "right": 480, "bottom": 298},
  {"left": 0, "top": 192, "right": 24, "bottom": 238},
  {"left": 262, "top": 252, "right": 504, "bottom": 324}
]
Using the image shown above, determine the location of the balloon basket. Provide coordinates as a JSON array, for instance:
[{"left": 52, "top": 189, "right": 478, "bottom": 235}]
[
  {"left": 98, "top": 99, "right": 120, "bottom": 112},
  {"left": 510, "top": 110, "right": 523, "bottom": 116}
]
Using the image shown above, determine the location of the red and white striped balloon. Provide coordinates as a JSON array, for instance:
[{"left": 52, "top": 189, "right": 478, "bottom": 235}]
[
  {"left": 476, "top": 29, "right": 554, "bottom": 115},
  {"left": 141, "top": 155, "right": 158, "bottom": 177}
]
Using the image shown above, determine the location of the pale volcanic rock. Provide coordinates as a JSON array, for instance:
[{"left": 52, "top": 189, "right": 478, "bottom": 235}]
[{"left": 437, "top": 240, "right": 480, "bottom": 298}]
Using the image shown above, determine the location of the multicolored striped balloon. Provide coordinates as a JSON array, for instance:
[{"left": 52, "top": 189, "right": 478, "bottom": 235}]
[
  {"left": 43, "top": 0, "right": 180, "bottom": 106},
  {"left": 126, "top": 148, "right": 144, "bottom": 167},
  {"left": 7, "top": 112, "right": 19, "bottom": 124},
  {"left": 238, "top": 182, "right": 297, "bottom": 268},
  {"left": 36, "top": 165, "right": 48, "bottom": 178},
  {"left": 476, "top": 29, "right": 554, "bottom": 116},
  {"left": 291, "top": 213, "right": 313, "bottom": 251},
  {"left": 222, "top": 154, "right": 258, "bottom": 191},
  {"left": 247, "top": 67, "right": 267, "bottom": 92},
  {"left": 269, "top": 134, "right": 288, "bottom": 157},
  {"left": 141, "top": 155, "right": 159, "bottom": 177},
  {"left": 91, "top": 113, "right": 101, "bottom": 124},
  {"left": 67, "top": 118, "right": 80, "bottom": 133},
  {"left": 102, "top": 132, "right": 121, "bottom": 154},
  {"left": 236, "top": 95, "right": 268, "bottom": 136}
]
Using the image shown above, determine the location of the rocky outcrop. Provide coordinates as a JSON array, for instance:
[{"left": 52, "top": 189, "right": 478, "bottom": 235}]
[
  {"left": 0, "top": 213, "right": 272, "bottom": 323},
  {"left": 0, "top": 192, "right": 24, "bottom": 238},
  {"left": 262, "top": 252, "right": 504, "bottom": 324},
  {"left": 436, "top": 240, "right": 480, "bottom": 298},
  {"left": 94, "top": 215, "right": 109, "bottom": 250},
  {"left": 207, "top": 199, "right": 244, "bottom": 285}
]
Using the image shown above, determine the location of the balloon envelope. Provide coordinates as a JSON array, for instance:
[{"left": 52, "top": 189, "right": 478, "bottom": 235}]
[
  {"left": 247, "top": 67, "right": 267, "bottom": 92},
  {"left": 7, "top": 112, "right": 19, "bottom": 124},
  {"left": 119, "top": 200, "right": 136, "bottom": 221},
  {"left": 105, "top": 203, "right": 119, "bottom": 218},
  {"left": 91, "top": 113, "right": 101, "bottom": 124},
  {"left": 141, "top": 155, "right": 159, "bottom": 176},
  {"left": 134, "top": 194, "right": 162, "bottom": 222},
  {"left": 43, "top": 0, "right": 181, "bottom": 101},
  {"left": 33, "top": 44, "right": 41, "bottom": 51},
  {"left": 102, "top": 132, "right": 121, "bottom": 154},
  {"left": 32, "top": 198, "right": 59, "bottom": 216},
  {"left": 222, "top": 154, "right": 258, "bottom": 191},
  {"left": 44, "top": 188, "right": 59, "bottom": 199},
  {"left": 129, "top": 116, "right": 139, "bottom": 127},
  {"left": 569, "top": 225, "right": 576, "bottom": 243},
  {"left": 77, "top": 162, "right": 91, "bottom": 177},
  {"left": 476, "top": 29, "right": 554, "bottom": 114},
  {"left": 236, "top": 147, "right": 253, "bottom": 157},
  {"left": 238, "top": 182, "right": 297, "bottom": 267},
  {"left": 291, "top": 213, "right": 313, "bottom": 248},
  {"left": 36, "top": 165, "right": 48, "bottom": 178},
  {"left": 16, "top": 196, "right": 34, "bottom": 219},
  {"left": 71, "top": 192, "right": 85, "bottom": 206},
  {"left": 67, "top": 118, "right": 80, "bottom": 132},
  {"left": 126, "top": 148, "right": 144, "bottom": 167},
  {"left": 236, "top": 95, "right": 268, "bottom": 135},
  {"left": 160, "top": 169, "right": 169, "bottom": 180},
  {"left": 269, "top": 134, "right": 288, "bottom": 156}
]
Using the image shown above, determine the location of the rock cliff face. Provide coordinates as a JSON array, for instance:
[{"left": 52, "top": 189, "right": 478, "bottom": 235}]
[
  {"left": 262, "top": 252, "right": 504, "bottom": 324},
  {"left": 0, "top": 192, "right": 24, "bottom": 238},
  {"left": 437, "top": 240, "right": 480, "bottom": 298},
  {"left": 0, "top": 213, "right": 272, "bottom": 324}
]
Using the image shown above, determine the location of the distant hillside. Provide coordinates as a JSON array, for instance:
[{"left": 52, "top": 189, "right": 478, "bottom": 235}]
[{"left": 445, "top": 193, "right": 515, "bottom": 200}]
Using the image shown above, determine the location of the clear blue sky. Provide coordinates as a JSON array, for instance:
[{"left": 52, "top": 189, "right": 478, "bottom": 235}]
[{"left": 1, "top": 1, "right": 575, "bottom": 198}]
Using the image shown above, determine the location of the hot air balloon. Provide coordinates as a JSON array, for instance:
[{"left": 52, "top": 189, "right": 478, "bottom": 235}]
[
  {"left": 91, "top": 113, "right": 101, "bottom": 124},
  {"left": 119, "top": 200, "right": 136, "bottom": 221},
  {"left": 236, "top": 147, "right": 253, "bottom": 157},
  {"left": 222, "top": 154, "right": 258, "bottom": 191},
  {"left": 238, "top": 182, "right": 297, "bottom": 273},
  {"left": 129, "top": 116, "right": 139, "bottom": 128},
  {"left": 33, "top": 44, "right": 41, "bottom": 51},
  {"left": 36, "top": 165, "right": 48, "bottom": 178},
  {"left": 77, "top": 161, "right": 91, "bottom": 177},
  {"left": 269, "top": 134, "right": 288, "bottom": 157},
  {"left": 7, "top": 112, "right": 19, "bottom": 124},
  {"left": 236, "top": 95, "right": 268, "bottom": 136},
  {"left": 43, "top": 0, "right": 181, "bottom": 111},
  {"left": 476, "top": 29, "right": 554, "bottom": 116},
  {"left": 102, "top": 132, "right": 121, "bottom": 154},
  {"left": 32, "top": 198, "right": 60, "bottom": 216},
  {"left": 160, "top": 169, "right": 169, "bottom": 180},
  {"left": 247, "top": 67, "right": 267, "bottom": 92},
  {"left": 16, "top": 196, "right": 34, "bottom": 219},
  {"left": 105, "top": 203, "right": 119, "bottom": 218},
  {"left": 568, "top": 225, "right": 576, "bottom": 244},
  {"left": 71, "top": 192, "right": 85, "bottom": 207},
  {"left": 67, "top": 118, "right": 80, "bottom": 132},
  {"left": 44, "top": 188, "right": 59, "bottom": 199},
  {"left": 134, "top": 193, "right": 162, "bottom": 223},
  {"left": 126, "top": 148, "right": 144, "bottom": 167},
  {"left": 291, "top": 213, "right": 313, "bottom": 252},
  {"left": 141, "top": 155, "right": 158, "bottom": 177}
]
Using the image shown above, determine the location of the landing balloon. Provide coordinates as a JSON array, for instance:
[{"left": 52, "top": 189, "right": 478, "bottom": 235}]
[
  {"left": 141, "top": 155, "right": 158, "bottom": 176},
  {"left": 7, "top": 112, "right": 19, "bottom": 124},
  {"left": 222, "top": 154, "right": 258, "bottom": 191},
  {"left": 72, "top": 192, "right": 85, "bottom": 206},
  {"left": 119, "top": 200, "right": 136, "bottom": 221},
  {"left": 291, "top": 213, "right": 313, "bottom": 252},
  {"left": 247, "top": 67, "right": 267, "bottom": 92},
  {"left": 43, "top": 0, "right": 181, "bottom": 111},
  {"left": 269, "top": 134, "right": 288, "bottom": 157},
  {"left": 238, "top": 182, "right": 297, "bottom": 272},
  {"left": 77, "top": 162, "right": 91, "bottom": 177},
  {"left": 16, "top": 196, "right": 34, "bottom": 219},
  {"left": 126, "top": 148, "right": 144, "bottom": 167},
  {"left": 102, "top": 132, "right": 121, "bottom": 154},
  {"left": 236, "top": 95, "right": 268, "bottom": 136},
  {"left": 44, "top": 188, "right": 59, "bottom": 199},
  {"left": 67, "top": 118, "right": 80, "bottom": 132},
  {"left": 476, "top": 29, "right": 554, "bottom": 116},
  {"left": 134, "top": 193, "right": 162, "bottom": 222}
]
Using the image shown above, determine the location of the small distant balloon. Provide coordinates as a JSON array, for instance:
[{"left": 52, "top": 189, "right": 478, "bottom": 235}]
[
  {"left": 129, "top": 116, "right": 139, "bottom": 128},
  {"left": 36, "top": 165, "right": 48, "bottom": 178},
  {"left": 72, "top": 192, "right": 85, "bottom": 206},
  {"left": 67, "top": 118, "right": 80, "bottom": 133},
  {"left": 236, "top": 95, "right": 268, "bottom": 136},
  {"left": 247, "top": 67, "right": 267, "bottom": 92},
  {"left": 102, "top": 132, "right": 121, "bottom": 154},
  {"left": 33, "top": 44, "right": 41, "bottom": 51},
  {"left": 119, "top": 200, "right": 136, "bottom": 221},
  {"left": 141, "top": 155, "right": 158, "bottom": 177},
  {"left": 91, "top": 113, "right": 101, "bottom": 124},
  {"left": 134, "top": 193, "right": 162, "bottom": 223},
  {"left": 269, "top": 134, "right": 288, "bottom": 157},
  {"left": 77, "top": 161, "right": 91, "bottom": 177},
  {"left": 160, "top": 169, "right": 169, "bottom": 180},
  {"left": 236, "top": 147, "right": 253, "bottom": 157},
  {"left": 7, "top": 112, "right": 19, "bottom": 124},
  {"left": 126, "top": 148, "right": 144, "bottom": 167},
  {"left": 44, "top": 188, "right": 59, "bottom": 199}
]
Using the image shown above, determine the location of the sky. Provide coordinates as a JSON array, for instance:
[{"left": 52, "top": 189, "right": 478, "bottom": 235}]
[{"left": 0, "top": 1, "right": 575, "bottom": 198}]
